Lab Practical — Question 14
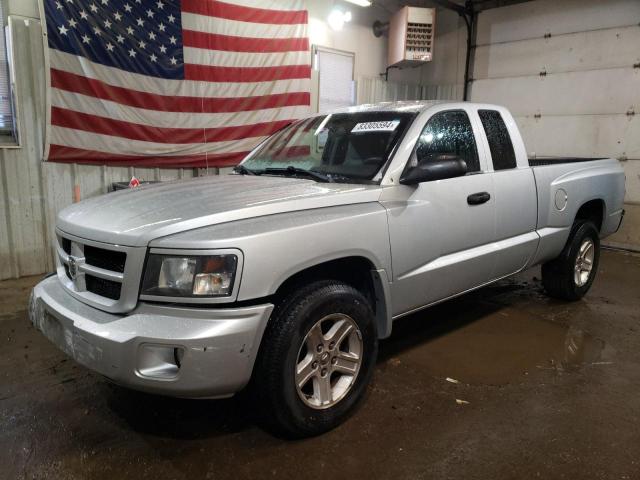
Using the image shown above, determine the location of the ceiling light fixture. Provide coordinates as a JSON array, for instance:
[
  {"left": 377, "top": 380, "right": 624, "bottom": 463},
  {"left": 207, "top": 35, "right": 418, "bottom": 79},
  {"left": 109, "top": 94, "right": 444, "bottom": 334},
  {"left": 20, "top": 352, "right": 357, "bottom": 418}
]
[
  {"left": 344, "top": 0, "right": 372, "bottom": 6},
  {"left": 328, "top": 8, "right": 352, "bottom": 31}
]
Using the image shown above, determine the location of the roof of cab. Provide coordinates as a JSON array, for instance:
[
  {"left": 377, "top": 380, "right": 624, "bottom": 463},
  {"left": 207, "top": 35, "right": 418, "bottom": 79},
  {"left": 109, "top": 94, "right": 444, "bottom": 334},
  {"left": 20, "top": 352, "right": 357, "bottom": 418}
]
[
  {"left": 311, "top": 100, "right": 508, "bottom": 116},
  {"left": 325, "top": 100, "right": 449, "bottom": 115}
]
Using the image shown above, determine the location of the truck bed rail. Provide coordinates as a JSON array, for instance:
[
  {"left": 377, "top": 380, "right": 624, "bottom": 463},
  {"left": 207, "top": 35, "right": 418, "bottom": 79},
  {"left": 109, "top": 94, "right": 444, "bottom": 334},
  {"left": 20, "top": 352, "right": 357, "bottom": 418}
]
[{"left": 528, "top": 157, "right": 606, "bottom": 167}]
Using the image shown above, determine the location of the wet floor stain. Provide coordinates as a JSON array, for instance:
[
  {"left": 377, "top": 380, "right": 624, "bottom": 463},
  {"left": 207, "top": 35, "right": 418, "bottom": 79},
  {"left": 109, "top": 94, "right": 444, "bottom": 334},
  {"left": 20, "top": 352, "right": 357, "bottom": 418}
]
[{"left": 380, "top": 298, "right": 610, "bottom": 386}]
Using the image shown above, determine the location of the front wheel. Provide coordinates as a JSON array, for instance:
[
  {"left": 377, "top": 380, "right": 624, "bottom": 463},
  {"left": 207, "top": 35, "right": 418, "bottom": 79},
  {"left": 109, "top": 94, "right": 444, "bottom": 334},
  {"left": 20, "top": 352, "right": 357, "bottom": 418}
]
[
  {"left": 253, "top": 280, "right": 378, "bottom": 438},
  {"left": 542, "top": 220, "right": 600, "bottom": 301}
]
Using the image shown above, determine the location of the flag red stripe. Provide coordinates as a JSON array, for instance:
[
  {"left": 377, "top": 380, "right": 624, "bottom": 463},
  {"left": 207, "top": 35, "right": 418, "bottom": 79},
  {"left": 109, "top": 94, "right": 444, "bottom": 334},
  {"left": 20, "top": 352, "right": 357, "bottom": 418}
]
[
  {"left": 48, "top": 145, "right": 246, "bottom": 167},
  {"left": 48, "top": 144, "right": 308, "bottom": 167},
  {"left": 182, "top": 30, "right": 309, "bottom": 52},
  {"left": 185, "top": 63, "right": 310, "bottom": 82},
  {"left": 182, "top": 0, "right": 308, "bottom": 25},
  {"left": 272, "top": 145, "right": 311, "bottom": 159},
  {"left": 51, "top": 107, "right": 293, "bottom": 144},
  {"left": 51, "top": 69, "right": 310, "bottom": 113}
]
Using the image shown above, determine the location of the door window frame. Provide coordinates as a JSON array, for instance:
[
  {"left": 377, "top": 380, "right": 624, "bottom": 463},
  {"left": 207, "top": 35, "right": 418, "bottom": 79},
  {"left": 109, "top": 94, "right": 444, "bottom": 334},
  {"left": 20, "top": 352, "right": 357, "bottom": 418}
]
[
  {"left": 401, "top": 107, "right": 491, "bottom": 181},
  {"left": 464, "top": 105, "right": 527, "bottom": 173},
  {"left": 381, "top": 104, "right": 493, "bottom": 186},
  {"left": 477, "top": 109, "right": 517, "bottom": 171}
]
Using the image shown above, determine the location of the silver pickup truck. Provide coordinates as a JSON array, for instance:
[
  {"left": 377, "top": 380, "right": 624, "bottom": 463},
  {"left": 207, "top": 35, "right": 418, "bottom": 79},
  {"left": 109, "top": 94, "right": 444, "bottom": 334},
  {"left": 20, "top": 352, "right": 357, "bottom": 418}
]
[{"left": 29, "top": 101, "right": 625, "bottom": 437}]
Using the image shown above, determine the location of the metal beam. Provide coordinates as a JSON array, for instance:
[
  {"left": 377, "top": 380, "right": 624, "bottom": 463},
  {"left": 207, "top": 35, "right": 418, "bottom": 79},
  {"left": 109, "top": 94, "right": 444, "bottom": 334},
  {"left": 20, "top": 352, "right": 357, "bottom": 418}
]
[
  {"left": 427, "top": 0, "right": 476, "bottom": 100},
  {"left": 461, "top": 9, "right": 476, "bottom": 101},
  {"left": 471, "top": 0, "right": 533, "bottom": 11},
  {"left": 428, "top": 0, "right": 467, "bottom": 15}
]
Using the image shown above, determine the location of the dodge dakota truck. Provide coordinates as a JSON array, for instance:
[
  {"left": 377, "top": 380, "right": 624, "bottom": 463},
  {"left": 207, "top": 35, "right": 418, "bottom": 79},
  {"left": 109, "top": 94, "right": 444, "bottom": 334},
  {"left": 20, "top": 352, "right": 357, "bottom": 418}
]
[{"left": 29, "top": 101, "right": 626, "bottom": 437}]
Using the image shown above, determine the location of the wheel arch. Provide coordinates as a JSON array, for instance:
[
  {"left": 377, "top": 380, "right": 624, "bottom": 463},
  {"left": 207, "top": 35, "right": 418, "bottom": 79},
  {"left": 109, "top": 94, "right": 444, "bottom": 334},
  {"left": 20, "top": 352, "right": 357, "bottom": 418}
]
[
  {"left": 574, "top": 198, "right": 605, "bottom": 232},
  {"left": 272, "top": 256, "right": 393, "bottom": 339}
]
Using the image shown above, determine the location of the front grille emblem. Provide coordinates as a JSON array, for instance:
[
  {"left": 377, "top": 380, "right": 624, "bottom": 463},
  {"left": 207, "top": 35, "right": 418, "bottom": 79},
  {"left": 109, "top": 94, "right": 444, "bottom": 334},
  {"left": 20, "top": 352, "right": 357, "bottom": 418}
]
[{"left": 68, "top": 256, "right": 79, "bottom": 280}]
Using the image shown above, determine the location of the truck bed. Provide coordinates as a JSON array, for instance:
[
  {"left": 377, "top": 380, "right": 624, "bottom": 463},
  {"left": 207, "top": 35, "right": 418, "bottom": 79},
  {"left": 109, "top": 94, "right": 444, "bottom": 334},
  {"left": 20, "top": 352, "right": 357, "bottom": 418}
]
[{"left": 527, "top": 157, "right": 625, "bottom": 269}]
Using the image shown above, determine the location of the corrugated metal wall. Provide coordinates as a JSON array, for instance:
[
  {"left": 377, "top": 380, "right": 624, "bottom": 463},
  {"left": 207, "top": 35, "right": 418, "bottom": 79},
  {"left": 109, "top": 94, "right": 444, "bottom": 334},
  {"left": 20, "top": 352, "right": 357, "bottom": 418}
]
[
  {"left": 357, "top": 76, "right": 462, "bottom": 104},
  {"left": 1, "top": 15, "right": 48, "bottom": 280},
  {"left": 0, "top": 16, "right": 197, "bottom": 280},
  {"left": 470, "top": 0, "right": 640, "bottom": 248}
]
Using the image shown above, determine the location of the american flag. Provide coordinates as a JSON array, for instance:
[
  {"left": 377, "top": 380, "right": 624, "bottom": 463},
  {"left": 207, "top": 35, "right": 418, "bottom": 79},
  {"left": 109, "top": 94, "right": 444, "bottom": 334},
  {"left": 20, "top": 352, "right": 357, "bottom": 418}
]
[{"left": 42, "top": 0, "right": 311, "bottom": 167}]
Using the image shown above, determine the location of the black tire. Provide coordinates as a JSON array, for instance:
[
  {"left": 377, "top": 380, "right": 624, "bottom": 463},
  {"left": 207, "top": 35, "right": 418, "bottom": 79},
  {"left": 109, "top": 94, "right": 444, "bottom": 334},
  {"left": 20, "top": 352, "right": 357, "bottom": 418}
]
[
  {"left": 542, "top": 220, "right": 600, "bottom": 301},
  {"left": 252, "top": 280, "right": 378, "bottom": 438}
]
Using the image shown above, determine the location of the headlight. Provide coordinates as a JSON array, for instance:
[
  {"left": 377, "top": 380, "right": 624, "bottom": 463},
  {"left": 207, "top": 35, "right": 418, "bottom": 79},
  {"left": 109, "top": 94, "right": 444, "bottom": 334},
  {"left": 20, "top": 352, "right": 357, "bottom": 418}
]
[{"left": 141, "top": 253, "right": 238, "bottom": 297}]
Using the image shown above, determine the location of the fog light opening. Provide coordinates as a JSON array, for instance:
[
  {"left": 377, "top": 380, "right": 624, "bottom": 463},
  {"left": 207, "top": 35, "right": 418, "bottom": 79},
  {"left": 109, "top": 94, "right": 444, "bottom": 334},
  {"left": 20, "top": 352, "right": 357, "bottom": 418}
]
[{"left": 137, "top": 344, "right": 184, "bottom": 380}]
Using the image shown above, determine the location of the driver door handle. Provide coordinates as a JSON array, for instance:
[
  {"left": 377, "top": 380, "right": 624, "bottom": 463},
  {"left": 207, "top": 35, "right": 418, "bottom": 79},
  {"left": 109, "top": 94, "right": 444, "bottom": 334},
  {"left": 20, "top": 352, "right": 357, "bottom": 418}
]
[{"left": 467, "top": 192, "right": 491, "bottom": 205}]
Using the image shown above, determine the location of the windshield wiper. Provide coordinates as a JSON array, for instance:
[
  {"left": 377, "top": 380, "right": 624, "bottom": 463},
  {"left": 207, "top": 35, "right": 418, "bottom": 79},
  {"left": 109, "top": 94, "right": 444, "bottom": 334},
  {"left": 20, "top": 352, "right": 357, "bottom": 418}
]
[
  {"left": 263, "top": 166, "right": 332, "bottom": 183},
  {"left": 232, "top": 165, "right": 259, "bottom": 176}
]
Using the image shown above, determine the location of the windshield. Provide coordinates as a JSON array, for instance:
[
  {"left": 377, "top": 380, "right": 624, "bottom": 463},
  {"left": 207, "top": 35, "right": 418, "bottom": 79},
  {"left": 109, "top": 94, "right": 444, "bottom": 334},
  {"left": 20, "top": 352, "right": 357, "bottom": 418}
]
[{"left": 239, "top": 111, "right": 416, "bottom": 183}]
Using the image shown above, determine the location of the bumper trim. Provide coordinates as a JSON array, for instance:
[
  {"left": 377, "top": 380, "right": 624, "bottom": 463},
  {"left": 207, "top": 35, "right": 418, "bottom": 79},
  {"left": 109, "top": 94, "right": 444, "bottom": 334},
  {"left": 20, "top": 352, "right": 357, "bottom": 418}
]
[{"left": 29, "top": 276, "right": 274, "bottom": 398}]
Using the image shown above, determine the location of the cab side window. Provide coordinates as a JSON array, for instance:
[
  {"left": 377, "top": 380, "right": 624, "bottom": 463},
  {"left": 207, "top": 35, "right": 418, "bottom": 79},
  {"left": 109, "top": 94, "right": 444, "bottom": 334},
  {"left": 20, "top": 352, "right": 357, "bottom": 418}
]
[
  {"left": 478, "top": 110, "right": 517, "bottom": 170},
  {"left": 411, "top": 110, "right": 480, "bottom": 173}
]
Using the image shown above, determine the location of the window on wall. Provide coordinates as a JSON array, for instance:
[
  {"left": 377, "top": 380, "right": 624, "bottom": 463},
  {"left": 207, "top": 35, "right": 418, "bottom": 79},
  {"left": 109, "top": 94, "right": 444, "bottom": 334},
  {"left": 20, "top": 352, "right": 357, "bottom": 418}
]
[
  {"left": 478, "top": 110, "right": 517, "bottom": 170},
  {"left": 0, "top": 1, "right": 16, "bottom": 143},
  {"left": 313, "top": 46, "right": 355, "bottom": 114}
]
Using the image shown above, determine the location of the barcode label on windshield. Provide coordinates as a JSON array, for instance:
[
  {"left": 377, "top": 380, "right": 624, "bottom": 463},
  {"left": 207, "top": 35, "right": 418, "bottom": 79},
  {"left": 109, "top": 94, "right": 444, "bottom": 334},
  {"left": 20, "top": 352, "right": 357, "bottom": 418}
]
[{"left": 351, "top": 120, "right": 400, "bottom": 133}]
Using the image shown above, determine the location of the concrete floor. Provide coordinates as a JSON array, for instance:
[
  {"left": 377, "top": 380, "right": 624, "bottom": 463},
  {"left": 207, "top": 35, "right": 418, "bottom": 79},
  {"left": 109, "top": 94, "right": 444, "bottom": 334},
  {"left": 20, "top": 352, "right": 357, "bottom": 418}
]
[{"left": 1, "top": 250, "right": 639, "bottom": 479}]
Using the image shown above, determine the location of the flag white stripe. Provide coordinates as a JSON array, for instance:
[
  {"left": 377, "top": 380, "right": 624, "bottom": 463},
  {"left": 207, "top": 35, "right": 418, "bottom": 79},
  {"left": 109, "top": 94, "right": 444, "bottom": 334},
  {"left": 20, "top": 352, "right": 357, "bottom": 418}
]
[
  {"left": 182, "top": 12, "right": 306, "bottom": 39},
  {"left": 51, "top": 50, "right": 311, "bottom": 99},
  {"left": 213, "top": 0, "right": 305, "bottom": 11},
  {"left": 184, "top": 47, "right": 309, "bottom": 68},
  {"left": 51, "top": 126, "right": 265, "bottom": 156},
  {"left": 51, "top": 88, "right": 308, "bottom": 128}
]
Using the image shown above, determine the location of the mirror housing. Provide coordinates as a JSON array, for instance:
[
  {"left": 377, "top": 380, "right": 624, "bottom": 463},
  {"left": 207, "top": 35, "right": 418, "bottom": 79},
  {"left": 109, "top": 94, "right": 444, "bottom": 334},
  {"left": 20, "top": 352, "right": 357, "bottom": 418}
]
[{"left": 400, "top": 154, "right": 467, "bottom": 185}]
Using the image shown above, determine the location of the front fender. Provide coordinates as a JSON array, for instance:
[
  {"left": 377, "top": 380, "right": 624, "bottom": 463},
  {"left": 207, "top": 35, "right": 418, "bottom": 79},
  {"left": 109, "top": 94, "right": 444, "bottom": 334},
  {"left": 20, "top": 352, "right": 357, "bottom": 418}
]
[{"left": 149, "top": 203, "right": 393, "bottom": 302}]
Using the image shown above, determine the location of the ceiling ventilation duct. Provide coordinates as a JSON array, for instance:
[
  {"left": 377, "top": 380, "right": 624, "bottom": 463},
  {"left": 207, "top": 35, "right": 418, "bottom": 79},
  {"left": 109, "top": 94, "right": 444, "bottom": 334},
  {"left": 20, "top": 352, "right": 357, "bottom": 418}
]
[{"left": 387, "top": 6, "right": 436, "bottom": 68}]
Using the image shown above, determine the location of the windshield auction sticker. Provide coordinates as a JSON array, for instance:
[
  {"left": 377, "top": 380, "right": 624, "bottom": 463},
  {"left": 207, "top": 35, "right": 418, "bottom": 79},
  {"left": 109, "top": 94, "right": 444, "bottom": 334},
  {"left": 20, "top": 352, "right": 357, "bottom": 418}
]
[{"left": 351, "top": 120, "right": 400, "bottom": 133}]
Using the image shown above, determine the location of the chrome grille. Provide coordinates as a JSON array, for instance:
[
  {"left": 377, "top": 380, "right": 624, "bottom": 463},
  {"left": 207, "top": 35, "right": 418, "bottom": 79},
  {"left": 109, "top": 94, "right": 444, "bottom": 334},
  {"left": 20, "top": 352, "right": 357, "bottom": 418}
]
[
  {"left": 55, "top": 230, "right": 146, "bottom": 313},
  {"left": 57, "top": 237, "right": 125, "bottom": 299}
]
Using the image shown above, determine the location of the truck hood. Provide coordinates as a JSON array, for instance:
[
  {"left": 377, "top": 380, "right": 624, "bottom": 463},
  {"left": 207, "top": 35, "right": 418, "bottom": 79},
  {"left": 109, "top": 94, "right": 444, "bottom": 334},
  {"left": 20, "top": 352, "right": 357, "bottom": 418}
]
[{"left": 57, "top": 175, "right": 382, "bottom": 246}]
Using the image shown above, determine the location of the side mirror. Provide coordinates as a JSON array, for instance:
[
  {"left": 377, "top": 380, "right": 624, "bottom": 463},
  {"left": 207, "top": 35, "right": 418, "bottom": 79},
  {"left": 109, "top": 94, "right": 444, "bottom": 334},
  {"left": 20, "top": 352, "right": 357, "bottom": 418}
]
[{"left": 400, "top": 154, "right": 467, "bottom": 185}]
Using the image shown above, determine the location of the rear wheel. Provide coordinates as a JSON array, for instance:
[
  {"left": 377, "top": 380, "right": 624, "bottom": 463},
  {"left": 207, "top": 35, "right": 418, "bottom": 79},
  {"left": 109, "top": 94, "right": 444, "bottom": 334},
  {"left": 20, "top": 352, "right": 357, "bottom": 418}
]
[
  {"left": 542, "top": 220, "right": 600, "bottom": 301},
  {"left": 253, "top": 280, "right": 377, "bottom": 438}
]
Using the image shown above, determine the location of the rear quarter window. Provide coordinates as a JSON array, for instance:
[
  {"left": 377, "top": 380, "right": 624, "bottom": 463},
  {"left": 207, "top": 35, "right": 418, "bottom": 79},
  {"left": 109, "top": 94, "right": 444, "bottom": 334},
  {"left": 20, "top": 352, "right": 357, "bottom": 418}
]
[{"left": 478, "top": 110, "right": 517, "bottom": 171}]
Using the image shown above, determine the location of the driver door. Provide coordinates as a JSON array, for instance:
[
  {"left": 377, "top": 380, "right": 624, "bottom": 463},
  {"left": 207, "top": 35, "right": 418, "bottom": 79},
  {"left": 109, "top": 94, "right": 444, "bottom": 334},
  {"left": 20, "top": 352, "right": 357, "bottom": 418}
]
[{"left": 381, "top": 108, "right": 497, "bottom": 316}]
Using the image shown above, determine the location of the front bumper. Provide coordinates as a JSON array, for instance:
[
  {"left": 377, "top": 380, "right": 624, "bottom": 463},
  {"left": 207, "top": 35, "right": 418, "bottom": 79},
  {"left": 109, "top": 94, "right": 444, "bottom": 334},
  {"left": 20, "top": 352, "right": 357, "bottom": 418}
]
[{"left": 29, "top": 275, "right": 274, "bottom": 398}]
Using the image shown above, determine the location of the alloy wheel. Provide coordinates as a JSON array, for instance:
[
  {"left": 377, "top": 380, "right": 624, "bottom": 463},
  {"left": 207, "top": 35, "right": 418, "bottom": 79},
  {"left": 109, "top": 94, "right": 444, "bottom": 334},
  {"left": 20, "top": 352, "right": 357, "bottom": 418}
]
[
  {"left": 574, "top": 238, "right": 595, "bottom": 287},
  {"left": 295, "top": 313, "right": 363, "bottom": 409}
]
